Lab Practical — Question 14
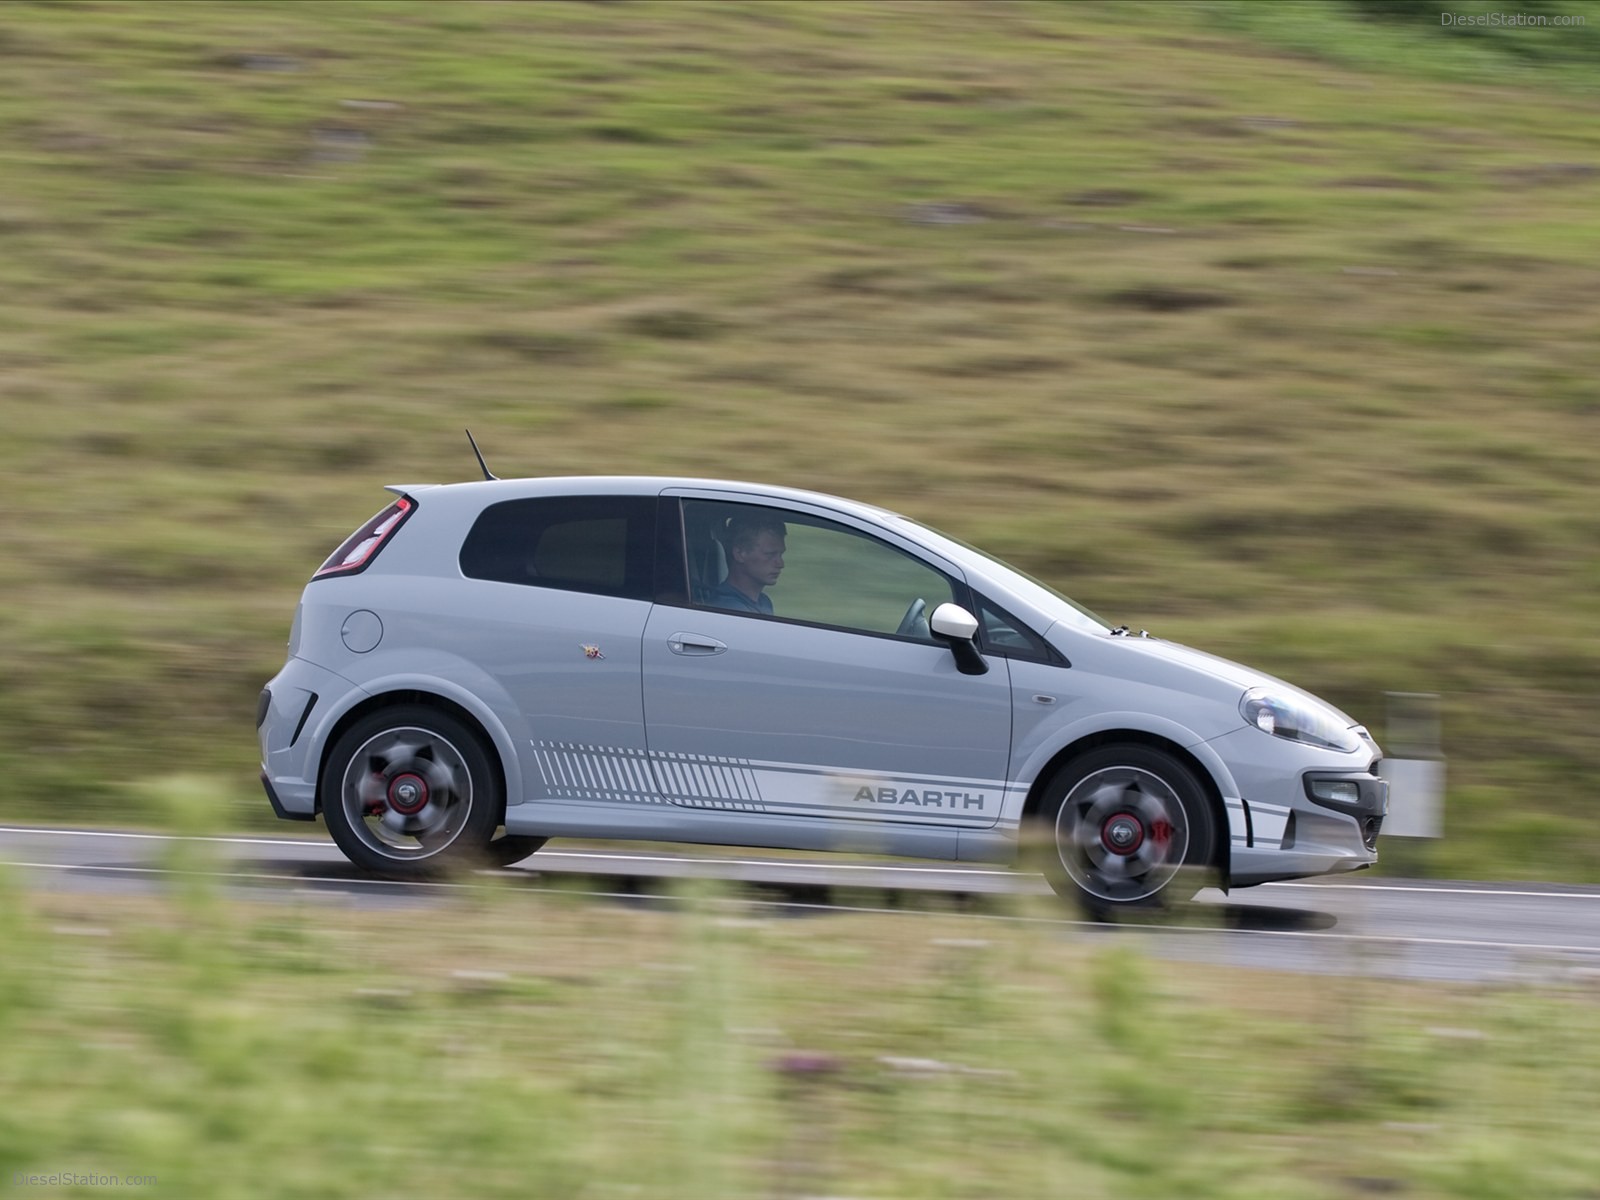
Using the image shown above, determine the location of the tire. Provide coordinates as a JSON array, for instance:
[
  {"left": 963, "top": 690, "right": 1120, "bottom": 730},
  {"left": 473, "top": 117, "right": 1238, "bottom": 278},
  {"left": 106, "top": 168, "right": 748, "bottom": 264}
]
[
  {"left": 1033, "top": 744, "right": 1218, "bottom": 921},
  {"left": 321, "top": 704, "right": 503, "bottom": 878},
  {"left": 485, "top": 831, "right": 546, "bottom": 868}
]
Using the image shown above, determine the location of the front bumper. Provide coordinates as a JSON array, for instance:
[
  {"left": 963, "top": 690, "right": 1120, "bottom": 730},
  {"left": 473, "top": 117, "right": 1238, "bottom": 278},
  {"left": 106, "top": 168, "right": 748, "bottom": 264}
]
[
  {"left": 1302, "top": 768, "right": 1389, "bottom": 852},
  {"left": 1205, "top": 725, "right": 1383, "bottom": 888}
]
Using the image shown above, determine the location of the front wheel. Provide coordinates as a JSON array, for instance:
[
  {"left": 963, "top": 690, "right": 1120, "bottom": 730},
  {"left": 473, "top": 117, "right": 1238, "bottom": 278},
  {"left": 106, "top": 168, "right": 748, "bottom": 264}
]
[
  {"left": 1034, "top": 744, "right": 1217, "bottom": 920},
  {"left": 321, "top": 705, "right": 503, "bottom": 878},
  {"left": 485, "top": 831, "right": 546, "bottom": 868}
]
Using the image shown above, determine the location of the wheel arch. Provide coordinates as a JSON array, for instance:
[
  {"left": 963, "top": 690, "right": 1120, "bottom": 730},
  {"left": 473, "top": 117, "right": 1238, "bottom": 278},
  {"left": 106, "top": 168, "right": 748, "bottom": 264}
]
[
  {"left": 1020, "top": 728, "right": 1233, "bottom": 887},
  {"left": 314, "top": 688, "right": 514, "bottom": 821}
]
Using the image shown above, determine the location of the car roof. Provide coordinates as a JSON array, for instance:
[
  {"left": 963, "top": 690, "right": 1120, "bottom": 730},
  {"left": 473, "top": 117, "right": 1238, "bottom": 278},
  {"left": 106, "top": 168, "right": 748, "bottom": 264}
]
[{"left": 387, "top": 475, "right": 909, "bottom": 524}]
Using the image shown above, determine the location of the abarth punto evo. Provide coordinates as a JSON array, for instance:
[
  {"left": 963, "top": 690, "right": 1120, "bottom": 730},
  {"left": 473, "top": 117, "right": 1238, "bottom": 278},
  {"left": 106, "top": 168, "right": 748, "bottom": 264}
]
[{"left": 259, "top": 472, "right": 1387, "bottom": 914}]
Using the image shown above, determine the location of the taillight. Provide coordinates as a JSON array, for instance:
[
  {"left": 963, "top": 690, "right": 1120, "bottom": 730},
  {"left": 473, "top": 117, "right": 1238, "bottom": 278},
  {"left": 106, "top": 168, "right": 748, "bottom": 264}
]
[{"left": 313, "top": 497, "right": 415, "bottom": 579}]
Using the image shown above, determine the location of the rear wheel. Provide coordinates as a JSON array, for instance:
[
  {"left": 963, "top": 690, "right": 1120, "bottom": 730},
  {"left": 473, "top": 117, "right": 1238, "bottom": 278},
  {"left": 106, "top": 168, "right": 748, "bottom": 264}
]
[
  {"left": 1034, "top": 744, "right": 1217, "bottom": 920},
  {"left": 321, "top": 705, "right": 502, "bottom": 878}
]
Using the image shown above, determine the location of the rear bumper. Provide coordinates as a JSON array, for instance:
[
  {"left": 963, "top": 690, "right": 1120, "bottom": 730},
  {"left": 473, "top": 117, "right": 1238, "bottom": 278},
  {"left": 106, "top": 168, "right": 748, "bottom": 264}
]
[
  {"left": 261, "top": 769, "right": 316, "bottom": 822},
  {"left": 259, "top": 656, "right": 366, "bottom": 821}
]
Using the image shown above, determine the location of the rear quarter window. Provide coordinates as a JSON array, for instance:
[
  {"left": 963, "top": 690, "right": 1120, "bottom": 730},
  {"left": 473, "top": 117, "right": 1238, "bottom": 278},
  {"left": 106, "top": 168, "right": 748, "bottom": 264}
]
[{"left": 459, "top": 495, "right": 656, "bottom": 600}]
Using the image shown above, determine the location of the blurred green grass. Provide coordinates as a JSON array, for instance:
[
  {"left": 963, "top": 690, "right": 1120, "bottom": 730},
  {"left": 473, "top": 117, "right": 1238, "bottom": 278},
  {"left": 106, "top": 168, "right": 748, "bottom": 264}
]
[
  {"left": 3, "top": 872, "right": 1599, "bottom": 1199},
  {"left": 9, "top": 864, "right": 1600, "bottom": 1200},
  {"left": 1, "top": 1, "right": 1598, "bottom": 878}
]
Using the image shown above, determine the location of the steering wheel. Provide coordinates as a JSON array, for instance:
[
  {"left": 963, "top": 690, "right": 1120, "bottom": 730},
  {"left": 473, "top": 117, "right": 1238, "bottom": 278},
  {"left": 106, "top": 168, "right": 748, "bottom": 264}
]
[{"left": 895, "top": 597, "right": 928, "bottom": 639}]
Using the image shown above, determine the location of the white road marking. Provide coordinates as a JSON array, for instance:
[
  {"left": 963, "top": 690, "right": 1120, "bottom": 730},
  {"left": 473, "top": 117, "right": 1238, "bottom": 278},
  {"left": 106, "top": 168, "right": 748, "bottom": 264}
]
[
  {"left": 0, "top": 860, "right": 474, "bottom": 889},
  {"left": 0, "top": 827, "right": 1008, "bottom": 875},
  {"left": 0, "top": 826, "right": 335, "bottom": 850},
  {"left": 2, "top": 825, "right": 1598, "bottom": 901},
  {"left": 1253, "top": 881, "right": 1600, "bottom": 900}
]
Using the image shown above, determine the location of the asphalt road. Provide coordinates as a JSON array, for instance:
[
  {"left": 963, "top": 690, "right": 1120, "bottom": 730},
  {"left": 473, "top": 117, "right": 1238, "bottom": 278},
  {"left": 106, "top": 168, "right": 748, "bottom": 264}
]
[{"left": 4, "top": 824, "right": 1598, "bottom": 984}]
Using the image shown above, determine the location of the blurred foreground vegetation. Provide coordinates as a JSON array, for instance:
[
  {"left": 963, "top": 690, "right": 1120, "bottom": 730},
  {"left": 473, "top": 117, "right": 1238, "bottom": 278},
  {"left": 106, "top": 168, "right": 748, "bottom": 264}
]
[
  {"left": 1, "top": 1, "right": 1598, "bottom": 877},
  {"left": 2, "top": 862, "right": 1598, "bottom": 1199}
]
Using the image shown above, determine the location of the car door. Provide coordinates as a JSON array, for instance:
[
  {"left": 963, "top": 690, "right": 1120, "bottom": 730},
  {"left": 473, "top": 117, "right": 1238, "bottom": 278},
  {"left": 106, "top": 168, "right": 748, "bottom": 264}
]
[
  {"left": 641, "top": 492, "right": 1015, "bottom": 828},
  {"left": 455, "top": 493, "right": 660, "bottom": 805}
]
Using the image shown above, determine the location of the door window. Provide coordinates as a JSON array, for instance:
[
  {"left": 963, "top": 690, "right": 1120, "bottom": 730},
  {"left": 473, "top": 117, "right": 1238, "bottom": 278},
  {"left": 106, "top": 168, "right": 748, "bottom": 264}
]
[{"left": 682, "top": 499, "right": 956, "bottom": 641}]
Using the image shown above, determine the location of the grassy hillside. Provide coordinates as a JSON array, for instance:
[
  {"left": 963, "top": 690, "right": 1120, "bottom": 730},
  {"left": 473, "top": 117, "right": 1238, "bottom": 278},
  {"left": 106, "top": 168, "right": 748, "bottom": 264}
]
[{"left": 1, "top": 0, "right": 1598, "bottom": 879}]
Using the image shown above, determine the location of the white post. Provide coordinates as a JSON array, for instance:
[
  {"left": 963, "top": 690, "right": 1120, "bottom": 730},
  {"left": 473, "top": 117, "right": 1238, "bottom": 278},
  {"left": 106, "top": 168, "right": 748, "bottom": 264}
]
[{"left": 1377, "top": 692, "right": 1444, "bottom": 839}]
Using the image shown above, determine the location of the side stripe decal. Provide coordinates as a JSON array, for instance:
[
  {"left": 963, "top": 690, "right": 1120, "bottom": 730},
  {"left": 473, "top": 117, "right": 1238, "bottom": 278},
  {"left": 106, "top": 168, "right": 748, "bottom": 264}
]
[{"left": 529, "top": 740, "right": 1011, "bottom": 819}]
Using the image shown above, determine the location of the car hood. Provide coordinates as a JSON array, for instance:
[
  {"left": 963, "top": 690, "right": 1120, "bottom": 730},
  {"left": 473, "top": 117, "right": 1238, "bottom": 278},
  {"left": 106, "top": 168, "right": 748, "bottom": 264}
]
[
  {"left": 1051, "top": 628, "right": 1360, "bottom": 727},
  {"left": 1107, "top": 635, "right": 1274, "bottom": 691}
]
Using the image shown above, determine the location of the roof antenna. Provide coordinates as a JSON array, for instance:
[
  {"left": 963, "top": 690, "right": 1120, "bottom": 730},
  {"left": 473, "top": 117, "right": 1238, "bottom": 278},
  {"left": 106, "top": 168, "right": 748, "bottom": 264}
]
[{"left": 465, "top": 428, "right": 497, "bottom": 481}]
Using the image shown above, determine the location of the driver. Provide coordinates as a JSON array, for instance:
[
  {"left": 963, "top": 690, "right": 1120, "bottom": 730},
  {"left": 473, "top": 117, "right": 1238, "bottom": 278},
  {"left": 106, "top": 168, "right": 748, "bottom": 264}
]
[{"left": 708, "top": 512, "right": 786, "bottom": 615}]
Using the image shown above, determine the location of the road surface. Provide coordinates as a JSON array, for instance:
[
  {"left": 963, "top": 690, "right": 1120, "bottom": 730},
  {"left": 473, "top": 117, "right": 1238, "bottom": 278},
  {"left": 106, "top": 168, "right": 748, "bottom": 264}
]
[{"left": 4, "top": 825, "right": 1597, "bottom": 984}]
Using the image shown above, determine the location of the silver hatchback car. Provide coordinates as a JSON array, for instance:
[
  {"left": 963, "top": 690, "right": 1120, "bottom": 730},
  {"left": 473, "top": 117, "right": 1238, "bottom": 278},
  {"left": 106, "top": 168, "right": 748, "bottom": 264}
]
[{"left": 259, "top": 471, "right": 1387, "bottom": 914}]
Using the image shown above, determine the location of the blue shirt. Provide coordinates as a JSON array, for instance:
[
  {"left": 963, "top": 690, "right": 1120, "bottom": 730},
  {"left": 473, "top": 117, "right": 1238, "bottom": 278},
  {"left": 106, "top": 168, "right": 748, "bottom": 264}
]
[{"left": 706, "top": 580, "right": 773, "bottom": 615}]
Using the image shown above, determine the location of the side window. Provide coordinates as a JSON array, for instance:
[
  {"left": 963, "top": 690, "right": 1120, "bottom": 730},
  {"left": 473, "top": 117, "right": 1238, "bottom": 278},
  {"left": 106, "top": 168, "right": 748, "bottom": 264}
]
[
  {"left": 682, "top": 499, "right": 956, "bottom": 641},
  {"left": 459, "top": 495, "right": 655, "bottom": 601},
  {"left": 977, "top": 596, "right": 1054, "bottom": 661}
]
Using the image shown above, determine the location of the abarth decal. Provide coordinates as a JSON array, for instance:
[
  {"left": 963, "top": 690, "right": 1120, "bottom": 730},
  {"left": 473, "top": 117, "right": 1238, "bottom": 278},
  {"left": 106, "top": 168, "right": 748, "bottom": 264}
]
[{"left": 852, "top": 786, "right": 987, "bottom": 810}]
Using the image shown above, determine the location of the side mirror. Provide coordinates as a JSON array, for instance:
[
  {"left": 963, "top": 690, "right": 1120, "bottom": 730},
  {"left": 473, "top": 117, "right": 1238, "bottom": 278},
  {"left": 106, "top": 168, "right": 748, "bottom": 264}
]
[{"left": 929, "top": 603, "right": 987, "bottom": 676}]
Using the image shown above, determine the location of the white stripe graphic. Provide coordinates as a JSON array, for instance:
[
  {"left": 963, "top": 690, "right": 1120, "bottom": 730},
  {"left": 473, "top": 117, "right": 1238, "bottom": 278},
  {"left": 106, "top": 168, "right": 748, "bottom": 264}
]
[{"left": 528, "top": 742, "right": 1002, "bottom": 823}]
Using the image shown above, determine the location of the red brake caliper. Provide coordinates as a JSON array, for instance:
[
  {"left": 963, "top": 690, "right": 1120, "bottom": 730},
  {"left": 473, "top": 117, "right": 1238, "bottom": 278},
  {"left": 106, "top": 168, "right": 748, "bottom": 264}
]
[{"left": 1150, "top": 819, "right": 1174, "bottom": 854}]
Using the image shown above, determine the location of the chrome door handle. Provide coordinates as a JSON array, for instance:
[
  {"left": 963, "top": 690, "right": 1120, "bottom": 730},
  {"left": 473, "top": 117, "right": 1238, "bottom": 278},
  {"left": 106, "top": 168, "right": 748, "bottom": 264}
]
[{"left": 667, "top": 632, "right": 727, "bottom": 656}]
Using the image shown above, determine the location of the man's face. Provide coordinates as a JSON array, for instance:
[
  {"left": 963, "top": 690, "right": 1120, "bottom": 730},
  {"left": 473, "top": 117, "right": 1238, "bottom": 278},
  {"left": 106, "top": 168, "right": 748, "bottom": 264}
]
[{"left": 738, "top": 531, "right": 786, "bottom": 588}]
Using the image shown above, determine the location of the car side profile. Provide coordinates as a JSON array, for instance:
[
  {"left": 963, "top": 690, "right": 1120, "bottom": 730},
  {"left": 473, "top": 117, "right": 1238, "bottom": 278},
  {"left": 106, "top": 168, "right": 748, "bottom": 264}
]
[{"left": 258, "top": 470, "right": 1387, "bottom": 915}]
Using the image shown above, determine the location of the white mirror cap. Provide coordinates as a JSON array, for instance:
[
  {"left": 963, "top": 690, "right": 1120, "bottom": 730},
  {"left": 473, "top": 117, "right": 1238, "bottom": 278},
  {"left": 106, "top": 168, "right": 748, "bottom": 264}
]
[{"left": 929, "top": 602, "right": 979, "bottom": 642}]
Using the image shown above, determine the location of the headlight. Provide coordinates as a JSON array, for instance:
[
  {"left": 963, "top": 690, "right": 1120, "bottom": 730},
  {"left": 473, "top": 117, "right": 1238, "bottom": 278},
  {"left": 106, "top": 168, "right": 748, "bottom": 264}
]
[{"left": 1240, "top": 687, "right": 1361, "bottom": 753}]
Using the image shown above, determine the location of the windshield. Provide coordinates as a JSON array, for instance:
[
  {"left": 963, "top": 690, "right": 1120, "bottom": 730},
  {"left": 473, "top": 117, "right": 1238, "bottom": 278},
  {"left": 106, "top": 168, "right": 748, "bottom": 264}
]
[{"left": 883, "top": 514, "right": 1112, "bottom": 635}]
